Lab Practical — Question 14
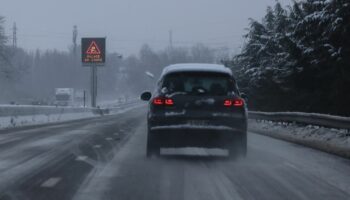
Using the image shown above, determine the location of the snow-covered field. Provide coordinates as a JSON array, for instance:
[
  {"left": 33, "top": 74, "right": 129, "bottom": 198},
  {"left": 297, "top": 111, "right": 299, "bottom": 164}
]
[
  {"left": 249, "top": 119, "right": 350, "bottom": 158},
  {"left": 0, "top": 112, "right": 94, "bottom": 129},
  {"left": 0, "top": 103, "right": 143, "bottom": 130}
]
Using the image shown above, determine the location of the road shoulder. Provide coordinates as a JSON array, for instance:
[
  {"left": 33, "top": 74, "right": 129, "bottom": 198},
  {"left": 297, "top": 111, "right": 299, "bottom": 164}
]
[{"left": 248, "top": 119, "right": 350, "bottom": 159}]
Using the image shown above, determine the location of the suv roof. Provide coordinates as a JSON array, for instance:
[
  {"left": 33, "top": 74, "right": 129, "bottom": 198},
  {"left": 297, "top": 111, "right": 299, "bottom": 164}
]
[{"left": 161, "top": 63, "right": 233, "bottom": 77}]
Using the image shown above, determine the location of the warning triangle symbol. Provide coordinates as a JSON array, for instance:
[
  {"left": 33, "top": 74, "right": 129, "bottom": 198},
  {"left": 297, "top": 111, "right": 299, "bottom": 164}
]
[{"left": 86, "top": 41, "right": 101, "bottom": 55}]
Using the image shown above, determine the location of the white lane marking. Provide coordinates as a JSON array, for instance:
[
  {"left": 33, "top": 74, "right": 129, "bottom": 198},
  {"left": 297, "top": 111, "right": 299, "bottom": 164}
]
[
  {"left": 105, "top": 137, "right": 113, "bottom": 141},
  {"left": 76, "top": 155, "right": 88, "bottom": 161},
  {"left": 93, "top": 145, "right": 102, "bottom": 148},
  {"left": 41, "top": 177, "right": 62, "bottom": 188},
  {"left": 74, "top": 155, "right": 98, "bottom": 166},
  {"left": 284, "top": 162, "right": 298, "bottom": 170}
]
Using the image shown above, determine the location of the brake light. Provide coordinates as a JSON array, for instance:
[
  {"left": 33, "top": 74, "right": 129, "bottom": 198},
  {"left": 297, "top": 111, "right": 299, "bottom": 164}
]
[
  {"left": 153, "top": 98, "right": 164, "bottom": 105},
  {"left": 224, "top": 99, "right": 233, "bottom": 107},
  {"left": 233, "top": 99, "right": 244, "bottom": 107},
  {"left": 224, "top": 99, "right": 244, "bottom": 107},
  {"left": 165, "top": 98, "right": 174, "bottom": 105},
  {"left": 153, "top": 97, "right": 174, "bottom": 106}
]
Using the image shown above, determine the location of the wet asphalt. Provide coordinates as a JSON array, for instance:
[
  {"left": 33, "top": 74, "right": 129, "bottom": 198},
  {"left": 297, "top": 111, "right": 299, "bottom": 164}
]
[{"left": 0, "top": 106, "right": 349, "bottom": 200}]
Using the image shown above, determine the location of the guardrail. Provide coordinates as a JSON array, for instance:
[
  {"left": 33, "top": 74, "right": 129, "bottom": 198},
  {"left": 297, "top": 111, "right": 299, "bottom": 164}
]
[
  {"left": 97, "top": 100, "right": 142, "bottom": 115},
  {"left": 0, "top": 100, "right": 141, "bottom": 117},
  {"left": 0, "top": 105, "right": 93, "bottom": 117},
  {"left": 0, "top": 101, "right": 142, "bottom": 129},
  {"left": 249, "top": 111, "right": 350, "bottom": 130}
]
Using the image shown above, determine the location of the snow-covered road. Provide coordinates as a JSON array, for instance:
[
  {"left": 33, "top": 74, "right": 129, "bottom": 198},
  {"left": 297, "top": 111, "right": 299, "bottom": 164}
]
[{"left": 0, "top": 106, "right": 349, "bottom": 200}]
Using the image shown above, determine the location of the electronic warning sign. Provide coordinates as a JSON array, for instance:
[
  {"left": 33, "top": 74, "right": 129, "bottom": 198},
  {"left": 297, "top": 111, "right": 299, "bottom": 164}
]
[{"left": 82, "top": 38, "right": 106, "bottom": 65}]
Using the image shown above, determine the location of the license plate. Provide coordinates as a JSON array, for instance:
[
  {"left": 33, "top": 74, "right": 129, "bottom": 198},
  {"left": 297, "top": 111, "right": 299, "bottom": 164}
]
[{"left": 188, "top": 120, "right": 209, "bottom": 126}]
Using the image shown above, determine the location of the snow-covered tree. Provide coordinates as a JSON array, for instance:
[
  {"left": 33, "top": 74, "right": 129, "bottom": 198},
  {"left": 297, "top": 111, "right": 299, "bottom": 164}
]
[{"left": 229, "top": 0, "right": 350, "bottom": 115}]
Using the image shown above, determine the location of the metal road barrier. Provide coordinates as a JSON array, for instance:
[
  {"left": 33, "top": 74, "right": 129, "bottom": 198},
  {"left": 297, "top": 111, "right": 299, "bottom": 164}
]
[
  {"left": 249, "top": 111, "right": 350, "bottom": 130},
  {"left": 0, "top": 105, "right": 92, "bottom": 117},
  {"left": 0, "top": 100, "right": 140, "bottom": 117}
]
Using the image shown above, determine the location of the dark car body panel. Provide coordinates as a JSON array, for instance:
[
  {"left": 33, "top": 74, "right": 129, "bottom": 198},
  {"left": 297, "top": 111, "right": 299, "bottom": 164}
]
[{"left": 144, "top": 64, "right": 248, "bottom": 156}]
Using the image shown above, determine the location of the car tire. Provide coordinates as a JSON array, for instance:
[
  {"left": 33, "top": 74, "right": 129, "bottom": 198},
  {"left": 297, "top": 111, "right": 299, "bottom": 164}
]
[
  {"left": 228, "top": 133, "right": 247, "bottom": 159},
  {"left": 146, "top": 130, "right": 160, "bottom": 157}
]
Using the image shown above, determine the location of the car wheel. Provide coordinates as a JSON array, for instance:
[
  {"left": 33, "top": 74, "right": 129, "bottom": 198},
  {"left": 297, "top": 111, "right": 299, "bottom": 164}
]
[{"left": 146, "top": 130, "right": 160, "bottom": 157}]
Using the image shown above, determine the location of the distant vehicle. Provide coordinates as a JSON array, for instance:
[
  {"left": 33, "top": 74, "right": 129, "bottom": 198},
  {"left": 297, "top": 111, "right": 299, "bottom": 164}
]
[
  {"left": 55, "top": 88, "right": 74, "bottom": 106},
  {"left": 141, "top": 63, "right": 248, "bottom": 158}
]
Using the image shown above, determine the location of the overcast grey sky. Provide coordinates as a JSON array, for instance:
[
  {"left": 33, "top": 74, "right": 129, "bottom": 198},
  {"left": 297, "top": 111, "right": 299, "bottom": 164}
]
[{"left": 1, "top": 0, "right": 291, "bottom": 55}]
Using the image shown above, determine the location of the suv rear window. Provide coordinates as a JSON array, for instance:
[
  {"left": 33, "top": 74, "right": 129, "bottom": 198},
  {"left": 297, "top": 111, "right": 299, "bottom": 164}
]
[{"left": 161, "top": 72, "right": 237, "bottom": 96}]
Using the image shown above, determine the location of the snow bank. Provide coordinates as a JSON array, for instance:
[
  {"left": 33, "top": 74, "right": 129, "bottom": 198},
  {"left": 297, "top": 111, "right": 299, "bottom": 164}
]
[
  {"left": 0, "top": 112, "right": 95, "bottom": 129},
  {"left": 249, "top": 119, "right": 350, "bottom": 158},
  {"left": 0, "top": 105, "right": 91, "bottom": 117},
  {"left": 249, "top": 111, "right": 350, "bottom": 130},
  {"left": 0, "top": 101, "right": 142, "bottom": 130}
]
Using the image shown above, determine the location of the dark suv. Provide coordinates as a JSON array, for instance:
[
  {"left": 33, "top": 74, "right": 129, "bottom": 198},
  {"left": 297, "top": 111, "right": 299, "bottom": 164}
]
[{"left": 141, "top": 64, "right": 247, "bottom": 158}]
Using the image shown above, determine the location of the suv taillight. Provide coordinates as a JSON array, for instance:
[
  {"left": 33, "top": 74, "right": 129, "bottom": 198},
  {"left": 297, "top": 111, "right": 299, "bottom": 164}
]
[
  {"left": 164, "top": 98, "right": 174, "bottom": 105},
  {"left": 153, "top": 98, "right": 164, "bottom": 105},
  {"left": 224, "top": 98, "right": 244, "bottom": 107},
  {"left": 152, "top": 97, "right": 174, "bottom": 106},
  {"left": 224, "top": 99, "right": 233, "bottom": 107}
]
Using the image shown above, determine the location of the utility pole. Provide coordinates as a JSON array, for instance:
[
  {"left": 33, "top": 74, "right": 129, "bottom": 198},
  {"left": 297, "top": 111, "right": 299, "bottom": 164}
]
[
  {"left": 12, "top": 22, "right": 17, "bottom": 48},
  {"left": 73, "top": 25, "right": 78, "bottom": 55}
]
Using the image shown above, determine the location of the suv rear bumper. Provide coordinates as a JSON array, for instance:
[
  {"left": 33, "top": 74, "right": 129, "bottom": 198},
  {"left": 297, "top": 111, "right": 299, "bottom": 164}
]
[
  {"left": 150, "top": 124, "right": 238, "bottom": 132},
  {"left": 148, "top": 115, "right": 247, "bottom": 148},
  {"left": 148, "top": 128, "right": 245, "bottom": 148},
  {"left": 148, "top": 115, "right": 247, "bottom": 132}
]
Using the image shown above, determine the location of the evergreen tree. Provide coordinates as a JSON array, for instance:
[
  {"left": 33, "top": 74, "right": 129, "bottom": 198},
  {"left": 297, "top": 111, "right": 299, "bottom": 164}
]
[{"left": 230, "top": 0, "right": 350, "bottom": 116}]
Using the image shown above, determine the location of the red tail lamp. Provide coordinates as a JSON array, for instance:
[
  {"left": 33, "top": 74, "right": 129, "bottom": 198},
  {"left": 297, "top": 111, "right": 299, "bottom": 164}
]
[
  {"left": 153, "top": 97, "right": 174, "bottom": 106},
  {"left": 153, "top": 98, "right": 164, "bottom": 105},
  {"left": 165, "top": 98, "right": 174, "bottom": 105},
  {"left": 224, "top": 99, "right": 244, "bottom": 107},
  {"left": 224, "top": 99, "right": 233, "bottom": 107},
  {"left": 233, "top": 99, "right": 244, "bottom": 107}
]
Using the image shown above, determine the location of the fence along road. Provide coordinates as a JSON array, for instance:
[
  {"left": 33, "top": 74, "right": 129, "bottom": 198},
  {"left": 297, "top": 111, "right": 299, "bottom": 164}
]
[{"left": 249, "top": 111, "right": 350, "bottom": 130}]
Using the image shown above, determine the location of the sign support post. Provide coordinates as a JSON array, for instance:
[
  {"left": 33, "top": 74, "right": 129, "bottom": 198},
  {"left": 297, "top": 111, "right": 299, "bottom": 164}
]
[
  {"left": 81, "top": 38, "right": 106, "bottom": 108},
  {"left": 83, "top": 90, "right": 86, "bottom": 108},
  {"left": 91, "top": 66, "right": 98, "bottom": 107}
]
